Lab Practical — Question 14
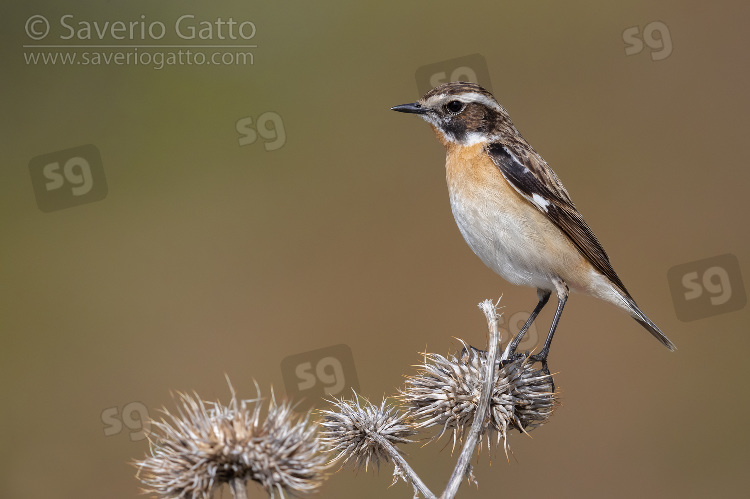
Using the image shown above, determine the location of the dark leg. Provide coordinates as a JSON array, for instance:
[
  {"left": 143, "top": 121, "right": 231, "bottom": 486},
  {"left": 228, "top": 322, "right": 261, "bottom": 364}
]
[
  {"left": 504, "top": 289, "right": 552, "bottom": 358},
  {"left": 530, "top": 280, "right": 569, "bottom": 366}
]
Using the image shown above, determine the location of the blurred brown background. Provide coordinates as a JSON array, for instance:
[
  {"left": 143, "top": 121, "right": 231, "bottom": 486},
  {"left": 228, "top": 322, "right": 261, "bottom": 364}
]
[{"left": 2, "top": 1, "right": 748, "bottom": 498}]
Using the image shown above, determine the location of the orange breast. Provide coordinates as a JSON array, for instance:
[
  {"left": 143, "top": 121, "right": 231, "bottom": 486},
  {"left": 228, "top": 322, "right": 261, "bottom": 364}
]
[{"left": 444, "top": 141, "right": 524, "bottom": 206}]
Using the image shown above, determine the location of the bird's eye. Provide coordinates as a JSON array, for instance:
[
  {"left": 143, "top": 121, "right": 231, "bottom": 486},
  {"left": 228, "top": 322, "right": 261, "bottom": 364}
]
[{"left": 446, "top": 100, "right": 464, "bottom": 113}]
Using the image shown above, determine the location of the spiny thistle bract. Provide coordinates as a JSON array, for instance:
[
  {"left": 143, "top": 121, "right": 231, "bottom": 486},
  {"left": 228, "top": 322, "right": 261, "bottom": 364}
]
[
  {"left": 400, "top": 343, "right": 556, "bottom": 452},
  {"left": 135, "top": 384, "right": 329, "bottom": 499},
  {"left": 319, "top": 394, "right": 418, "bottom": 472}
]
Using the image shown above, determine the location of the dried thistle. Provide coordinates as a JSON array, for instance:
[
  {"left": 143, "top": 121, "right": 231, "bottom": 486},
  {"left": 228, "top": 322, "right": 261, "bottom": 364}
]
[
  {"left": 400, "top": 343, "right": 556, "bottom": 452},
  {"left": 135, "top": 382, "right": 329, "bottom": 499},
  {"left": 319, "top": 393, "right": 418, "bottom": 473}
]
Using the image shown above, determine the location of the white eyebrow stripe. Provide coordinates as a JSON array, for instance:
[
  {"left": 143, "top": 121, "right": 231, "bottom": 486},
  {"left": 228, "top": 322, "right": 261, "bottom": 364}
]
[
  {"left": 426, "top": 92, "right": 502, "bottom": 112},
  {"left": 453, "top": 92, "right": 502, "bottom": 111}
]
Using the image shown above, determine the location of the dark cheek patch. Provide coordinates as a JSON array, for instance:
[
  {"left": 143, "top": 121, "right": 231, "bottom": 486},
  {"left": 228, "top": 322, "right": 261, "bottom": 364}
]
[
  {"left": 475, "top": 113, "right": 491, "bottom": 134},
  {"left": 466, "top": 104, "right": 495, "bottom": 133},
  {"left": 441, "top": 105, "right": 496, "bottom": 143},
  {"left": 443, "top": 118, "right": 467, "bottom": 142}
]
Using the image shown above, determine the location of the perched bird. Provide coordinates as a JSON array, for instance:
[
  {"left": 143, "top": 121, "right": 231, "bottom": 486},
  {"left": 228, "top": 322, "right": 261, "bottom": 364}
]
[{"left": 392, "top": 82, "right": 675, "bottom": 365}]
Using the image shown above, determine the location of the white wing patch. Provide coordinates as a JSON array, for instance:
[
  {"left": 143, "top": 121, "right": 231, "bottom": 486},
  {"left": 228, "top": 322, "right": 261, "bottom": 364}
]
[
  {"left": 531, "top": 193, "right": 551, "bottom": 212},
  {"left": 496, "top": 145, "right": 553, "bottom": 215}
]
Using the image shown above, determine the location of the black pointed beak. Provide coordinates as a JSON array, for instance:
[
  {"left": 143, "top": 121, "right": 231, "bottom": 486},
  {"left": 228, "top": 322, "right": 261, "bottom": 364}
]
[{"left": 391, "top": 102, "right": 427, "bottom": 114}]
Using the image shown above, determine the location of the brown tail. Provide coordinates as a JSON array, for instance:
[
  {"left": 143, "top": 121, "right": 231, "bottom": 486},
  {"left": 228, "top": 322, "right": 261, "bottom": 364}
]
[{"left": 624, "top": 296, "right": 676, "bottom": 351}]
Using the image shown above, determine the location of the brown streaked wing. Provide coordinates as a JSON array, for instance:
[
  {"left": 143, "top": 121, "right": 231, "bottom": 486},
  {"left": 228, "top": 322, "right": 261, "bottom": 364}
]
[{"left": 486, "top": 141, "right": 631, "bottom": 297}]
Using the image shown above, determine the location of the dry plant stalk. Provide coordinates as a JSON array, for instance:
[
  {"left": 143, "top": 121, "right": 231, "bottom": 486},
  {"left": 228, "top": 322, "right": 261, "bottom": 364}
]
[
  {"left": 318, "top": 299, "right": 556, "bottom": 498},
  {"left": 134, "top": 299, "right": 557, "bottom": 498}
]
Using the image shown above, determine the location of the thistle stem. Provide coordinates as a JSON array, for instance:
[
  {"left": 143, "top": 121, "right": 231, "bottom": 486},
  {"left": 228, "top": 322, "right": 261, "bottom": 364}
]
[
  {"left": 441, "top": 299, "right": 502, "bottom": 499},
  {"left": 367, "top": 430, "right": 437, "bottom": 499},
  {"left": 230, "top": 477, "right": 248, "bottom": 499}
]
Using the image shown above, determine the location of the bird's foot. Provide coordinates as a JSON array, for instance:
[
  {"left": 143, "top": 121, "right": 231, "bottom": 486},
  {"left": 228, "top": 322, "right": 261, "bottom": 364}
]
[
  {"left": 529, "top": 351, "right": 548, "bottom": 369},
  {"left": 529, "top": 352, "right": 554, "bottom": 392},
  {"left": 499, "top": 350, "right": 528, "bottom": 368},
  {"left": 460, "top": 344, "right": 527, "bottom": 368}
]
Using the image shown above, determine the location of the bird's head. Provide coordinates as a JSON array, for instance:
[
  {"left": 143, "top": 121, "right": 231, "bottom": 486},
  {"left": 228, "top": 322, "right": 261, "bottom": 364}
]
[{"left": 391, "top": 82, "right": 517, "bottom": 147}]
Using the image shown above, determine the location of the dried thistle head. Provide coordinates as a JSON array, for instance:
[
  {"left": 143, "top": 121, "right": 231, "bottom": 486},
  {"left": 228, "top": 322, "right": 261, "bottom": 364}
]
[
  {"left": 319, "top": 393, "right": 418, "bottom": 472},
  {"left": 135, "top": 382, "right": 329, "bottom": 498},
  {"left": 400, "top": 343, "right": 556, "bottom": 451}
]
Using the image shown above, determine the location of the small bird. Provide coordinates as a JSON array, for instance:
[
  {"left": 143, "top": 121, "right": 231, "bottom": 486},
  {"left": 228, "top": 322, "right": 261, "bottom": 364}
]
[{"left": 392, "top": 82, "right": 675, "bottom": 365}]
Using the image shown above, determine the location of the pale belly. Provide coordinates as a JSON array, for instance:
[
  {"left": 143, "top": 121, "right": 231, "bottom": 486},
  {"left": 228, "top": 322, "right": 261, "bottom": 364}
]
[
  {"left": 446, "top": 169, "right": 602, "bottom": 298},
  {"left": 448, "top": 188, "right": 554, "bottom": 289}
]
